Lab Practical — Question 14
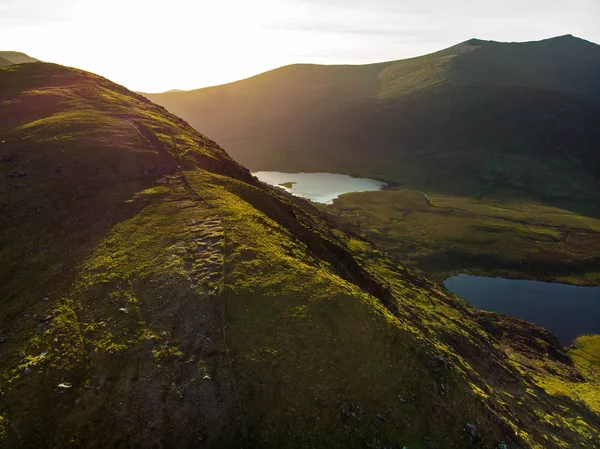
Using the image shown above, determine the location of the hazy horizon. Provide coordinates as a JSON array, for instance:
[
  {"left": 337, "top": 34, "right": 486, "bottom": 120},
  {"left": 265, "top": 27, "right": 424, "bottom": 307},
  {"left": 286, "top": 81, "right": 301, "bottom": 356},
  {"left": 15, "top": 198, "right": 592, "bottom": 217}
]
[{"left": 1, "top": 0, "right": 599, "bottom": 92}]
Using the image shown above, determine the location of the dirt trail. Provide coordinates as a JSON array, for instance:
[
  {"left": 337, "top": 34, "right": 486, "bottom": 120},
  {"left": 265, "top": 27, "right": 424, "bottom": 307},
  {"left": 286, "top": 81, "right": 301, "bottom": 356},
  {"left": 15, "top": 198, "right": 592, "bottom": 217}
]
[{"left": 126, "top": 119, "right": 175, "bottom": 174}]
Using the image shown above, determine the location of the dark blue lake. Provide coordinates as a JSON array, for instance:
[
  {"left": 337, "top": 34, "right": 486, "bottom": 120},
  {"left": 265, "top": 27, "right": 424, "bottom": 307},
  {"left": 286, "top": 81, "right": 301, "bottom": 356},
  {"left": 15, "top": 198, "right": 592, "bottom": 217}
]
[{"left": 443, "top": 274, "right": 600, "bottom": 345}]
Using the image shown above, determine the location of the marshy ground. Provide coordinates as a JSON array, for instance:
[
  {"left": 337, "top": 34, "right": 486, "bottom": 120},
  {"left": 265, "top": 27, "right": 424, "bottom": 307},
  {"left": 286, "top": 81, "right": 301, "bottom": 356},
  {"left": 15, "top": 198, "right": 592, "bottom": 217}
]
[{"left": 327, "top": 188, "right": 600, "bottom": 287}]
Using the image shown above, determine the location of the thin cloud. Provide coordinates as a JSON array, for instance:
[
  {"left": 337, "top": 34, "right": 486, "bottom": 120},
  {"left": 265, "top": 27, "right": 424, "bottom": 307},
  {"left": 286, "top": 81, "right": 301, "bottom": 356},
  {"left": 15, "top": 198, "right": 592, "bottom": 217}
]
[{"left": 0, "top": 0, "right": 29, "bottom": 10}]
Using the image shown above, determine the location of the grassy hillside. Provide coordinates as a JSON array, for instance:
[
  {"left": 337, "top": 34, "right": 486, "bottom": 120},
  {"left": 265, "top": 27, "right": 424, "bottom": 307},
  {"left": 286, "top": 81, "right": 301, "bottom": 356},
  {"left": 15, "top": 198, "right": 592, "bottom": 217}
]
[
  {"left": 144, "top": 35, "right": 600, "bottom": 204},
  {"left": 327, "top": 188, "right": 600, "bottom": 286},
  {"left": 1, "top": 62, "right": 600, "bottom": 448},
  {"left": 379, "top": 35, "right": 600, "bottom": 102}
]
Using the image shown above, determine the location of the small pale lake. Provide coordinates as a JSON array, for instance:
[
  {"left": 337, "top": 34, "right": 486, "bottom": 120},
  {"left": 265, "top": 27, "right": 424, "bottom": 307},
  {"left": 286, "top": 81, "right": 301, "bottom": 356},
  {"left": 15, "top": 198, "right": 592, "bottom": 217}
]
[
  {"left": 253, "top": 171, "right": 387, "bottom": 204},
  {"left": 444, "top": 274, "right": 600, "bottom": 345}
]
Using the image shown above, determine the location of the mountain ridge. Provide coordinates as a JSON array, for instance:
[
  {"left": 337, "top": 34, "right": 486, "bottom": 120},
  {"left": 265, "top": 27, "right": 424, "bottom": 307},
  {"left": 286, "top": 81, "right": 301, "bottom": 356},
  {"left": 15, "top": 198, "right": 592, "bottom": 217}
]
[
  {"left": 143, "top": 35, "right": 600, "bottom": 208},
  {"left": 144, "top": 34, "right": 599, "bottom": 97}
]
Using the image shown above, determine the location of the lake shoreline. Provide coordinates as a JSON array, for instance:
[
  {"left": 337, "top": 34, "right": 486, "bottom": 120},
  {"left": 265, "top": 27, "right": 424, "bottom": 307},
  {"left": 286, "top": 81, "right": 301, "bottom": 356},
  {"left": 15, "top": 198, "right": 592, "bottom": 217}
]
[
  {"left": 444, "top": 273, "right": 600, "bottom": 346},
  {"left": 253, "top": 171, "right": 387, "bottom": 204}
]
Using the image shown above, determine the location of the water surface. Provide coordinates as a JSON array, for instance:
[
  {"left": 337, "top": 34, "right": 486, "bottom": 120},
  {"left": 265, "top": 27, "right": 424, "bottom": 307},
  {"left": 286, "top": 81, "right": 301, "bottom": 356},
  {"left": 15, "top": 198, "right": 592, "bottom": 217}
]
[
  {"left": 444, "top": 274, "right": 600, "bottom": 345},
  {"left": 253, "top": 171, "right": 386, "bottom": 204}
]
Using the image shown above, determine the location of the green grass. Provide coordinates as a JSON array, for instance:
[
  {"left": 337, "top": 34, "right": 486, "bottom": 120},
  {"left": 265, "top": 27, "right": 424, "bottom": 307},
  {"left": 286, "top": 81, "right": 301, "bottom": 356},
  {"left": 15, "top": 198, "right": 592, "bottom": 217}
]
[
  {"left": 0, "top": 62, "right": 247, "bottom": 447},
  {"left": 186, "top": 169, "right": 600, "bottom": 447},
  {"left": 2, "top": 61, "right": 600, "bottom": 448},
  {"left": 570, "top": 335, "right": 600, "bottom": 383},
  {"left": 184, "top": 170, "right": 511, "bottom": 447},
  {"left": 327, "top": 188, "right": 600, "bottom": 286}
]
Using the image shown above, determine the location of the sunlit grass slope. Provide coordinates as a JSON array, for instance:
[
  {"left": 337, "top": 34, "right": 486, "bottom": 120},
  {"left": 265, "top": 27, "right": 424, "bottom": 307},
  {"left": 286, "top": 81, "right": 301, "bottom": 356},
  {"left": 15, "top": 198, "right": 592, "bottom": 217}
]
[
  {"left": 145, "top": 35, "right": 600, "bottom": 205},
  {"left": 1, "top": 62, "right": 599, "bottom": 448}
]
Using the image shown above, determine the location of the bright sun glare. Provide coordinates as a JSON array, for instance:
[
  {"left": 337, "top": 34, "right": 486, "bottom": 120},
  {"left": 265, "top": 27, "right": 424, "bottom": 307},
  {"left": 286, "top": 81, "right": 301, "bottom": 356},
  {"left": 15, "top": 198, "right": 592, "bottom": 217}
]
[{"left": 1, "top": 0, "right": 599, "bottom": 92}]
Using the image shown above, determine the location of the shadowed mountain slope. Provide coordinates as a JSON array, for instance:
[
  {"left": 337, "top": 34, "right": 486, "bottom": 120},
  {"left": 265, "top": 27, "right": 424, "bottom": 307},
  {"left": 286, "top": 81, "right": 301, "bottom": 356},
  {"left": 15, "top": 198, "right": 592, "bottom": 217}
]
[
  {"left": 1, "top": 62, "right": 600, "bottom": 448},
  {"left": 144, "top": 35, "right": 600, "bottom": 205}
]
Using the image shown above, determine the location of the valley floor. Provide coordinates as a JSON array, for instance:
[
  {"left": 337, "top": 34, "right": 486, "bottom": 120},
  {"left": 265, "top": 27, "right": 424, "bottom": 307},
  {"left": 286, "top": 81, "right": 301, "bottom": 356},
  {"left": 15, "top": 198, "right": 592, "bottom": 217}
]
[{"left": 326, "top": 188, "right": 600, "bottom": 286}]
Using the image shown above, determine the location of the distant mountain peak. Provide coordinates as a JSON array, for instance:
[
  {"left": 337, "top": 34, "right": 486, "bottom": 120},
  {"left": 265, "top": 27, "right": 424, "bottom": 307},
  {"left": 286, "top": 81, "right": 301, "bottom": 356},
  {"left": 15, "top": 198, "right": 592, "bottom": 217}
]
[
  {"left": 459, "top": 34, "right": 596, "bottom": 48},
  {"left": 463, "top": 38, "right": 487, "bottom": 47},
  {"left": 543, "top": 34, "right": 590, "bottom": 43},
  {"left": 551, "top": 33, "right": 578, "bottom": 40},
  {"left": 0, "top": 51, "right": 38, "bottom": 68}
]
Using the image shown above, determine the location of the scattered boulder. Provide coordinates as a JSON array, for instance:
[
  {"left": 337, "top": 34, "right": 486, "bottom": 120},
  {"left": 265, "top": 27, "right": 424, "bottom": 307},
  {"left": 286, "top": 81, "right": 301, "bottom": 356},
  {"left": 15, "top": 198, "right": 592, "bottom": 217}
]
[
  {"left": 423, "top": 437, "right": 436, "bottom": 449},
  {"left": 465, "top": 422, "right": 479, "bottom": 441},
  {"left": 98, "top": 376, "right": 108, "bottom": 389},
  {"left": 431, "top": 353, "right": 449, "bottom": 371},
  {"left": 118, "top": 307, "right": 129, "bottom": 314},
  {"left": 57, "top": 382, "right": 72, "bottom": 391},
  {"left": 397, "top": 394, "right": 417, "bottom": 404}
]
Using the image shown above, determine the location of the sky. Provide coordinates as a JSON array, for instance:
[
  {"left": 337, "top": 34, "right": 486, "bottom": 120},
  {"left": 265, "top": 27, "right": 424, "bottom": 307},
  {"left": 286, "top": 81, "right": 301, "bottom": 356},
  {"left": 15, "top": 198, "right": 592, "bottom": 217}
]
[{"left": 1, "top": 0, "right": 599, "bottom": 92}]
